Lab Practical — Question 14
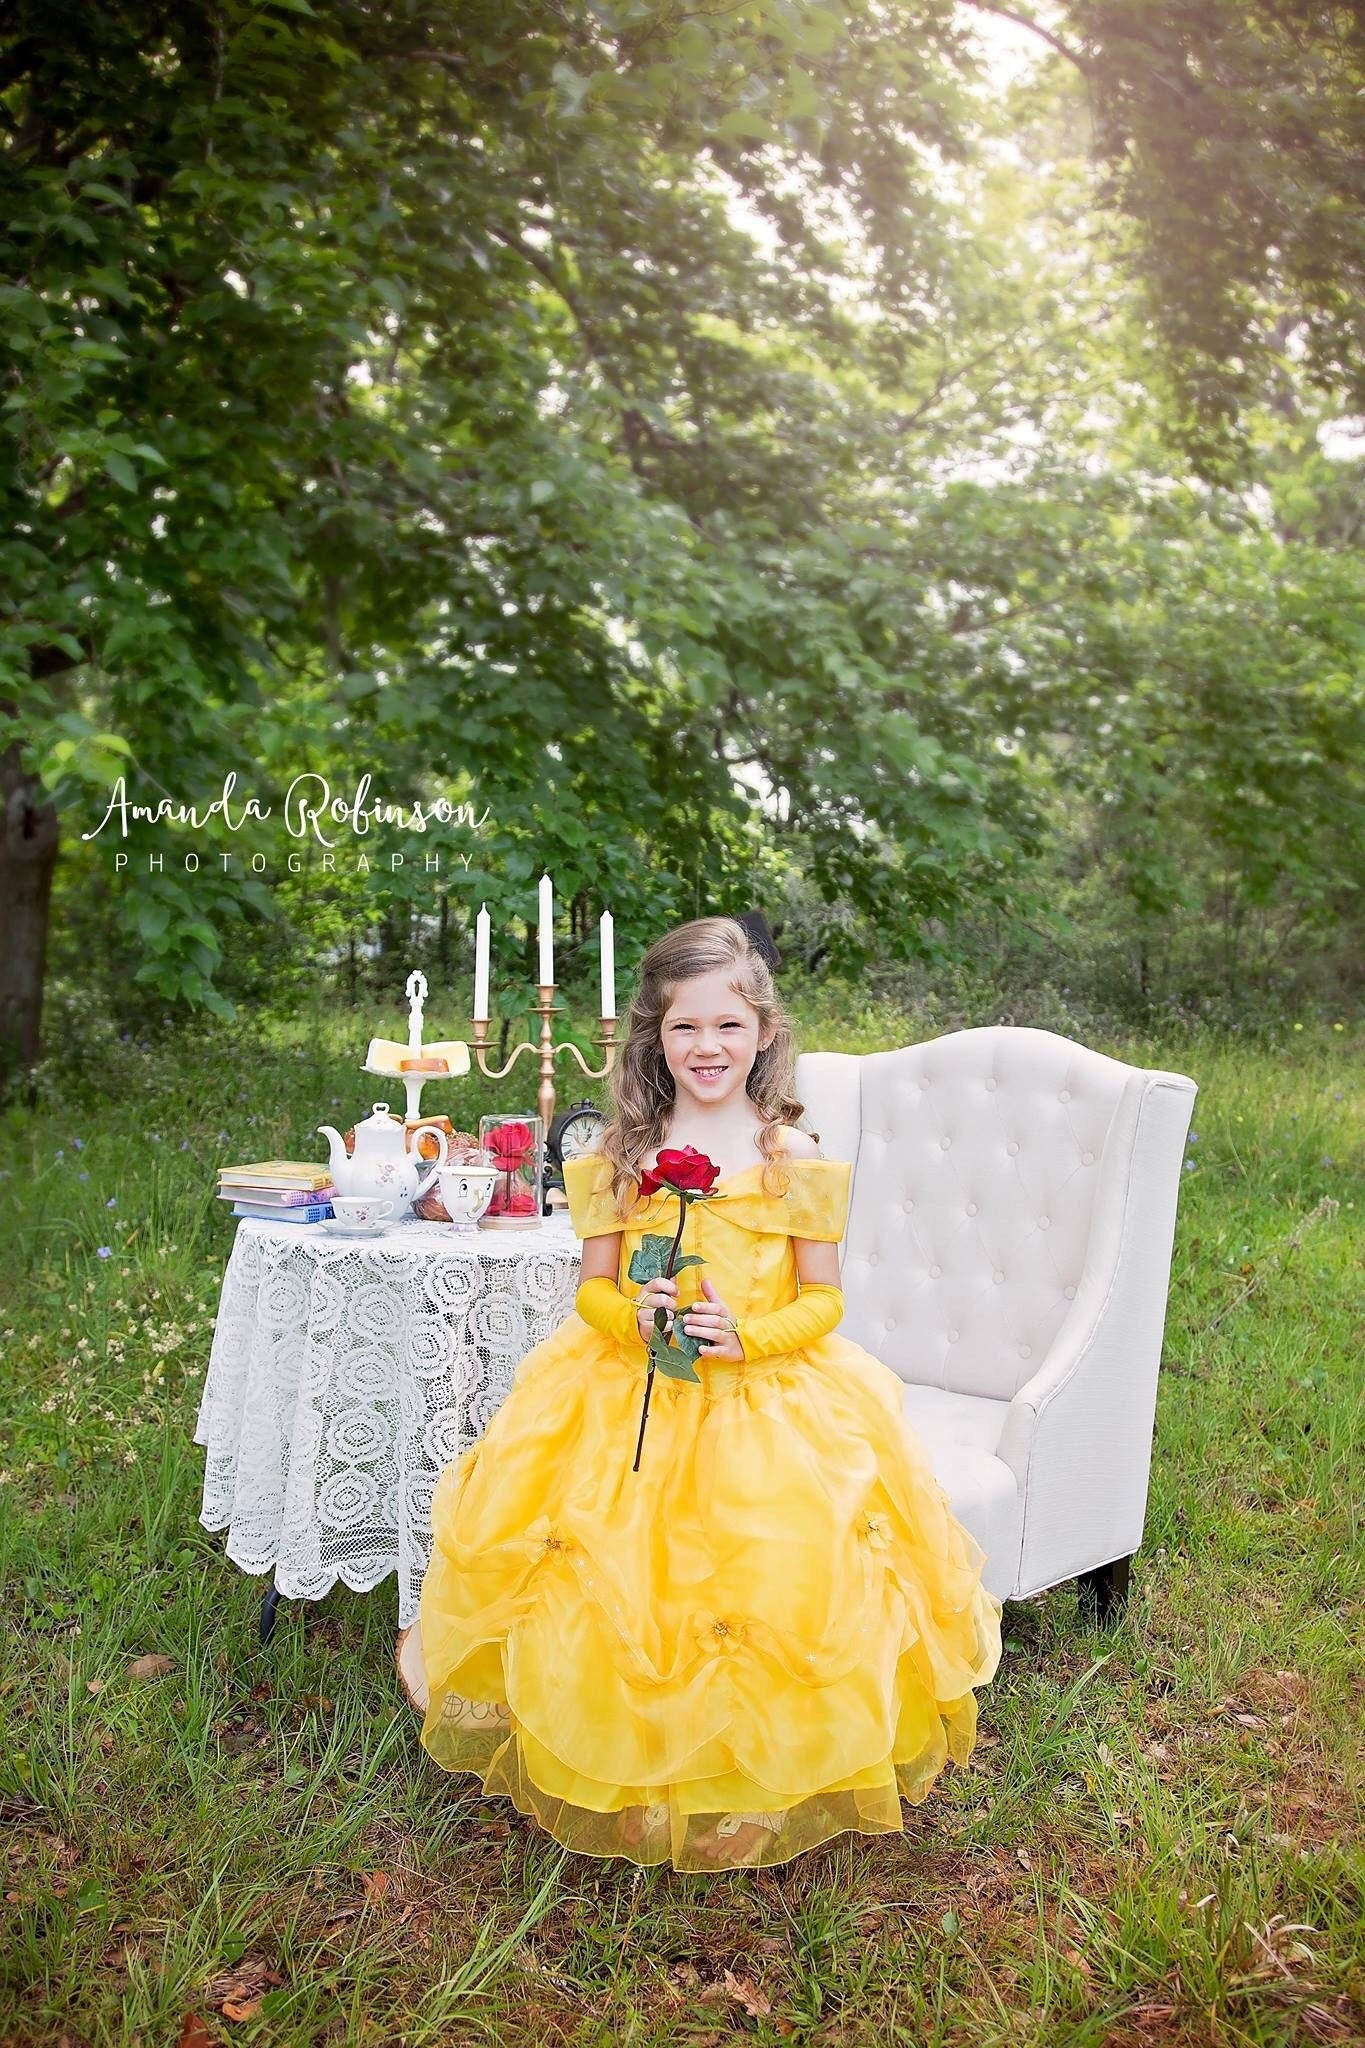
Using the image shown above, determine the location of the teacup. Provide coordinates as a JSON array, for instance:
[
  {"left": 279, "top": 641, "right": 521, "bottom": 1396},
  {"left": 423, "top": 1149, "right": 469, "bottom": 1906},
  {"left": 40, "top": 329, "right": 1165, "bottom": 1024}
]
[
  {"left": 332, "top": 1195, "right": 397, "bottom": 1230},
  {"left": 437, "top": 1163, "right": 498, "bottom": 1234}
]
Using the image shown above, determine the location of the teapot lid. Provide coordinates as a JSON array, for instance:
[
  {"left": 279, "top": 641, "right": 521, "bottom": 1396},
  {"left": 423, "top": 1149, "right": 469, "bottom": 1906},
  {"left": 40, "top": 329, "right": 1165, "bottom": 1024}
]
[{"left": 360, "top": 1101, "right": 397, "bottom": 1123}]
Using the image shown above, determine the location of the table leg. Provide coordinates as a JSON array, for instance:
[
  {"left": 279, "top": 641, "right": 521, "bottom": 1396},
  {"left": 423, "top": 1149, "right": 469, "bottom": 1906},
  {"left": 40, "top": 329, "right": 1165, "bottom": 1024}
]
[{"left": 259, "top": 1585, "right": 286, "bottom": 1646}]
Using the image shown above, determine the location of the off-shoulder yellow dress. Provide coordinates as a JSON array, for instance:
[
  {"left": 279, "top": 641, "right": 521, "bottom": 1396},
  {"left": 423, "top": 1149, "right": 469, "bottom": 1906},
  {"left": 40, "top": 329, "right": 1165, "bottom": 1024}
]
[{"left": 411, "top": 1150, "right": 1004, "bottom": 1871}]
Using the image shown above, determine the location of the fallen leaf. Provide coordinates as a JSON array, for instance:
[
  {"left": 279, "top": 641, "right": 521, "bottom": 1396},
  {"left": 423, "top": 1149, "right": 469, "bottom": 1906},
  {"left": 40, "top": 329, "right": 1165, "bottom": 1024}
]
[
  {"left": 723, "top": 1969, "right": 771, "bottom": 2018},
  {"left": 178, "top": 2017, "right": 216, "bottom": 2048},
  {"left": 129, "top": 1655, "right": 176, "bottom": 1680},
  {"left": 361, "top": 1871, "right": 389, "bottom": 1902},
  {"left": 86, "top": 1679, "right": 105, "bottom": 1696},
  {"left": 221, "top": 1996, "right": 262, "bottom": 2022},
  {"left": 203, "top": 1953, "right": 282, "bottom": 2014},
  {"left": 1016, "top": 1846, "right": 1032, "bottom": 1870}
]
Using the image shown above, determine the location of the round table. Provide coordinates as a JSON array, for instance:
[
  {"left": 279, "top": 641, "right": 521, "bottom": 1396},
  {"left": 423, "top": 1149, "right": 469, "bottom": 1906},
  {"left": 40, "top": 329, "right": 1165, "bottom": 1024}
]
[{"left": 193, "top": 1215, "right": 582, "bottom": 1630}]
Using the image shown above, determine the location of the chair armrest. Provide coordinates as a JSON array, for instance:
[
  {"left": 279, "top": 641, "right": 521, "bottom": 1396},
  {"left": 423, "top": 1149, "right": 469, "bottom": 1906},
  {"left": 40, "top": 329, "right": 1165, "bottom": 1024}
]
[{"left": 996, "top": 1070, "right": 1196, "bottom": 1599}]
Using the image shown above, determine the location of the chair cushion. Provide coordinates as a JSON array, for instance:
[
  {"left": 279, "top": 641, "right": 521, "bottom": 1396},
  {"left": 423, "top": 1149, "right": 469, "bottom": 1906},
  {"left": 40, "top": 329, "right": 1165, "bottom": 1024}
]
[
  {"left": 900, "top": 1383, "right": 1021, "bottom": 1600},
  {"left": 901, "top": 1381, "right": 1010, "bottom": 1456}
]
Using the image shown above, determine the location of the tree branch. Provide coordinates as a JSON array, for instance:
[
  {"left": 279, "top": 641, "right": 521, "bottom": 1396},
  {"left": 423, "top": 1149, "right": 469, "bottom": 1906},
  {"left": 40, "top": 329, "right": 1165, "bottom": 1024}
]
[{"left": 956, "top": 1, "right": 1094, "bottom": 78}]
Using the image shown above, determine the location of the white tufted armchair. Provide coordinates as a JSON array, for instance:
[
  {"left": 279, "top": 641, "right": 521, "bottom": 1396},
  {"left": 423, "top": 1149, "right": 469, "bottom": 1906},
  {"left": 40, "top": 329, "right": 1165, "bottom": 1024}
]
[{"left": 794, "top": 1026, "right": 1197, "bottom": 1621}]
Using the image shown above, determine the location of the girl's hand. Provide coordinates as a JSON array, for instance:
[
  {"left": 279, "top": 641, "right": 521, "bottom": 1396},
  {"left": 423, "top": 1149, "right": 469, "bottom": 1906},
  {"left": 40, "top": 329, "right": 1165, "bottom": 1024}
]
[
  {"left": 634, "top": 1274, "right": 677, "bottom": 1347},
  {"left": 681, "top": 1274, "right": 743, "bottom": 1362}
]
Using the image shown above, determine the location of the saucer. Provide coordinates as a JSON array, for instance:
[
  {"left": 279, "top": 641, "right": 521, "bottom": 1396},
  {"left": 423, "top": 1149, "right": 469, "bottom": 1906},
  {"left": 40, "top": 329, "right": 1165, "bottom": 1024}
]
[{"left": 318, "top": 1216, "right": 392, "bottom": 1238}]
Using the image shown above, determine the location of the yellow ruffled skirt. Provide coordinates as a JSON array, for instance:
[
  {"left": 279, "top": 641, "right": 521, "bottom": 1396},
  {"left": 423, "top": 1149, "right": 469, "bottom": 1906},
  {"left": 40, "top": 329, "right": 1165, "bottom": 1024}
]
[{"left": 414, "top": 1317, "right": 1004, "bottom": 1871}]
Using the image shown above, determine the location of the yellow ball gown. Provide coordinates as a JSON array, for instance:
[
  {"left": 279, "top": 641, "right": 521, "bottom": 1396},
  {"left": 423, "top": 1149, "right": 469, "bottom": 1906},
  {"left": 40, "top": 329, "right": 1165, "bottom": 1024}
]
[{"left": 411, "top": 1150, "right": 1004, "bottom": 1871}]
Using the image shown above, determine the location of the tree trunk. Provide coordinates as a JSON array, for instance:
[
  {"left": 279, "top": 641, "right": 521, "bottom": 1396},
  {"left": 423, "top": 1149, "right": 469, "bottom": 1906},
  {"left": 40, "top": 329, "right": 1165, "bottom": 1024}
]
[{"left": 0, "top": 739, "right": 59, "bottom": 1081}]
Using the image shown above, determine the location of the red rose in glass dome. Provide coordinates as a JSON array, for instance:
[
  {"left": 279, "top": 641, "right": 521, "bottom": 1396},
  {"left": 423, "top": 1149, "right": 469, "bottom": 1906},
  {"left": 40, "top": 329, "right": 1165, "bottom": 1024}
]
[
  {"left": 485, "top": 1119, "right": 538, "bottom": 1216},
  {"left": 487, "top": 1120, "right": 535, "bottom": 1170}
]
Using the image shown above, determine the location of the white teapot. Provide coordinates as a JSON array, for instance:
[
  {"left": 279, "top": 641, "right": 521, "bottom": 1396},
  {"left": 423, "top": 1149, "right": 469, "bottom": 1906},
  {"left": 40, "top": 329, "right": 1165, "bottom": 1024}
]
[{"left": 317, "top": 1103, "right": 449, "bottom": 1215}]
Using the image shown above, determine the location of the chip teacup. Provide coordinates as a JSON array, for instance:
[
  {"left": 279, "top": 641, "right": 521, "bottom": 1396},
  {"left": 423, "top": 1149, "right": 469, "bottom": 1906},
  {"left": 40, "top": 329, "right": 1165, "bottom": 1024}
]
[{"left": 437, "top": 1163, "right": 498, "bottom": 1233}]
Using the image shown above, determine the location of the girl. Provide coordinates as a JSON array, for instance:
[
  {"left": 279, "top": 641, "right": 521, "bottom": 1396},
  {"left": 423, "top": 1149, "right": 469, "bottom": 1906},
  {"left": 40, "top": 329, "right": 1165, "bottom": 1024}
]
[{"left": 397, "top": 917, "right": 1003, "bottom": 1870}]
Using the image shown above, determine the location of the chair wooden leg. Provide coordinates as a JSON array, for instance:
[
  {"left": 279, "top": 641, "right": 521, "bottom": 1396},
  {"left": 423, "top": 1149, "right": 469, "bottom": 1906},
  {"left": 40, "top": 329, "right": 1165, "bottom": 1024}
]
[{"left": 1077, "top": 1555, "right": 1132, "bottom": 1626}]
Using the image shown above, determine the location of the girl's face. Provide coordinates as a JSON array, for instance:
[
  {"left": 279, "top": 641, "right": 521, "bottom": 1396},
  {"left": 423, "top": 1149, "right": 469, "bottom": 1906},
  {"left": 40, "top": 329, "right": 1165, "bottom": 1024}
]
[{"left": 659, "top": 967, "right": 774, "bottom": 1114}]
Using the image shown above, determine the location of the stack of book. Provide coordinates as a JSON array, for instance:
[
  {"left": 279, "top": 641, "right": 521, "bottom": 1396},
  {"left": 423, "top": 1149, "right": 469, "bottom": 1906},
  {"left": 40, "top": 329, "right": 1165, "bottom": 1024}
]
[{"left": 218, "top": 1162, "right": 336, "bottom": 1224}]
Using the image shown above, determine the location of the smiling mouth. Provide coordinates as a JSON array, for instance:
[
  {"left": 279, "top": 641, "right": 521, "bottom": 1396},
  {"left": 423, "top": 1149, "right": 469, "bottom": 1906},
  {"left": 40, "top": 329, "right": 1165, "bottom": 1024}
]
[{"left": 689, "top": 1065, "right": 728, "bottom": 1079}]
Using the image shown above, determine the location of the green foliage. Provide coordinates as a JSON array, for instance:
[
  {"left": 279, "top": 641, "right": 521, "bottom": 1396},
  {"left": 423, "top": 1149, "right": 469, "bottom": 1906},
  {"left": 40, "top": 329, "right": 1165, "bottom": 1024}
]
[{"left": 2, "top": 0, "right": 1361, "bottom": 1035}]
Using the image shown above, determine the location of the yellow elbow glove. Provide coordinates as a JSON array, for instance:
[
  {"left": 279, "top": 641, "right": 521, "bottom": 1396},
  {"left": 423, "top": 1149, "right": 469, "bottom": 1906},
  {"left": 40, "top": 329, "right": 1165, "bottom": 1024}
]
[
  {"left": 734, "top": 1282, "right": 843, "bottom": 1362},
  {"left": 576, "top": 1275, "right": 645, "bottom": 1353}
]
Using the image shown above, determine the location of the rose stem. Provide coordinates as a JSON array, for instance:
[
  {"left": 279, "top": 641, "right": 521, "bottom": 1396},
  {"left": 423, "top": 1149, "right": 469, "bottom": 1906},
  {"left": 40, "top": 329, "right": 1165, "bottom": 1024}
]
[
  {"left": 631, "top": 1361, "right": 655, "bottom": 1473},
  {"left": 631, "top": 1189, "right": 689, "bottom": 1474}
]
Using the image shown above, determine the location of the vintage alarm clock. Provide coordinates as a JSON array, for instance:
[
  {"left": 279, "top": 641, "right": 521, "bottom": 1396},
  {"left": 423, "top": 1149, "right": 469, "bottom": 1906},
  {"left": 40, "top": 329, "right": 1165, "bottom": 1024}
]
[{"left": 543, "top": 1098, "right": 607, "bottom": 1212}]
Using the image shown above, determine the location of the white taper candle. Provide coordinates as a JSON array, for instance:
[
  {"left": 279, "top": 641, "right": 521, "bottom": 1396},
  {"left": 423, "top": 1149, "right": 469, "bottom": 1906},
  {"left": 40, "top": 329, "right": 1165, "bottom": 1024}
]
[
  {"left": 538, "top": 873, "right": 554, "bottom": 985},
  {"left": 599, "top": 909, "right": 615, "bottom": 1020},
  {"left": 474, "top": 903, "right": 490, "bottom": 1022}
]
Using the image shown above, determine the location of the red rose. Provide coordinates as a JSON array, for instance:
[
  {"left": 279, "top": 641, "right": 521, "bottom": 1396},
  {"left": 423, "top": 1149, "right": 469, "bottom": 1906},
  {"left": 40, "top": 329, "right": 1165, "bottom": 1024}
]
[
  {"left": 487, "top": 1120, "right": 534, "bottom": 1169},
  {"left": 640, "top": 1145, "right": 720, "bottom": 1197}
]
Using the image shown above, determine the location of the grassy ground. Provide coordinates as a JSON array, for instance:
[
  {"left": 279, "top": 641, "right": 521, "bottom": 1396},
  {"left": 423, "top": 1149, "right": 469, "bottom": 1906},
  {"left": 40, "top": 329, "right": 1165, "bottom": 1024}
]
[{"left": 0, "top": 998, "right": 1361, "bottom": 2047}]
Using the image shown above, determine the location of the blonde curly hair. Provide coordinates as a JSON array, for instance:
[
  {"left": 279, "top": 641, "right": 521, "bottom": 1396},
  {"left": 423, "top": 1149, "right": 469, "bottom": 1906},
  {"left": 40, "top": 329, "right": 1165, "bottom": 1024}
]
[{"left": 595, "top": 916, "right": 808, "bottom": 1219}]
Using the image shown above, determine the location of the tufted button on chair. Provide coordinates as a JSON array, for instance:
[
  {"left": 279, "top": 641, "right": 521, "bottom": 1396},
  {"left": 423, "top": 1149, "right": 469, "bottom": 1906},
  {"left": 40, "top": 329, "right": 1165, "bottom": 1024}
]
[{"left": 795, "top": 1026, "right": 1197, "bottom": 1623}]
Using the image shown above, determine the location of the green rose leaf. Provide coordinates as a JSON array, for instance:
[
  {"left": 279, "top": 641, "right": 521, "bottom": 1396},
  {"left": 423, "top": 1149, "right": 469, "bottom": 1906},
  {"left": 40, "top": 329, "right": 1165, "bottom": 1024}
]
[
  {"left": 649, "top": 1324, "right": 701, "bottom": 1382},
  {"left": 627, "top": 1237, "right": 704, "bottom": 1286},
  {"left": 665, "top": 1319, "right": 706, "bottom": 1368}
]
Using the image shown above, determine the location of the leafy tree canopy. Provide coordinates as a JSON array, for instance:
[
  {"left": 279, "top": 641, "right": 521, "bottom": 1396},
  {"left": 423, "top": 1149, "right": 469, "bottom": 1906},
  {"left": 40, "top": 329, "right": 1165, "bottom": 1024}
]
[{"left": 1, "top": 0, "right": 1361, "bottom": 1062}]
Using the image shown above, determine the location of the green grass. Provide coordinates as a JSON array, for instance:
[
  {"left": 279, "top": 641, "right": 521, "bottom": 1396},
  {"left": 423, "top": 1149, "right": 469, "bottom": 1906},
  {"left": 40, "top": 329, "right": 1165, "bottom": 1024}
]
[{"left": 1, "top": 1002, "right": 1361, "bottom": 2046}]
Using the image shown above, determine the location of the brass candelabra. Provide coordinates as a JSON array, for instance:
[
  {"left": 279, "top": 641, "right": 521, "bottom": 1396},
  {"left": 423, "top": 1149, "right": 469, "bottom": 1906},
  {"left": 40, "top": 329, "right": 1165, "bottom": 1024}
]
[{"left": 470, "top": 989, "right": 617, "bottom": 1131}]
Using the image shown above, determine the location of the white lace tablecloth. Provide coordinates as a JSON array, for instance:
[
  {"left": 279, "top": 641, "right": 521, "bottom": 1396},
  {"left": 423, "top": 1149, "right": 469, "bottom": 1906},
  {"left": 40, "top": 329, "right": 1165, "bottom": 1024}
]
[{"left": 194, "top": 1216, "right": 582, "bottom": 1625}]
